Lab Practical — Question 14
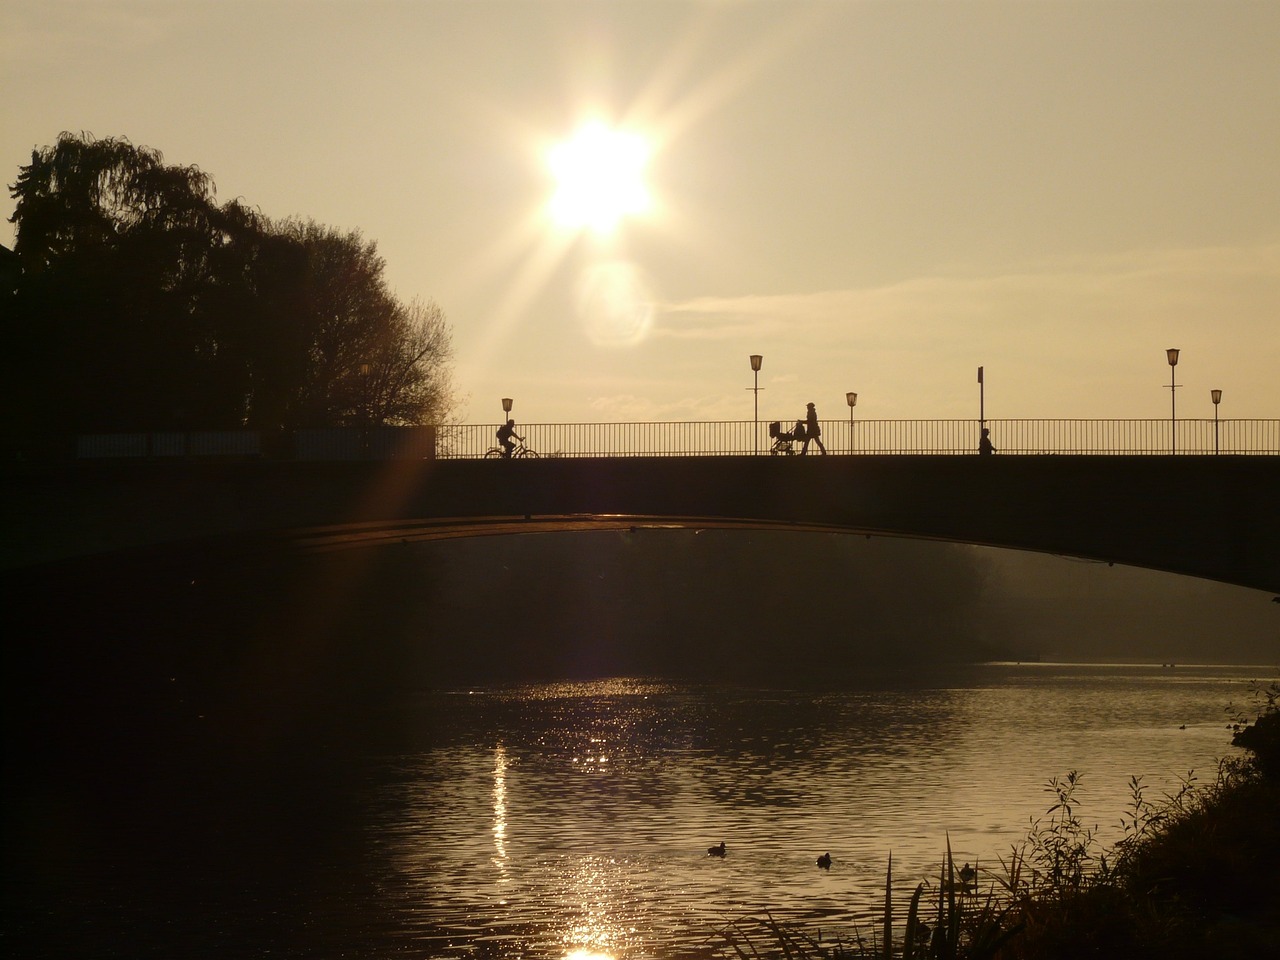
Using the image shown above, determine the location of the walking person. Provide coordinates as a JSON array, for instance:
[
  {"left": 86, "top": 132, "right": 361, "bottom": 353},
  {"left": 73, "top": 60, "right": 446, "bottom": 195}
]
[
  {"left": 979, "top": 427, "right": 995, "bottom": 456},
  {"left": 801, "top": 402, "right": 826, "bottom": 455}
]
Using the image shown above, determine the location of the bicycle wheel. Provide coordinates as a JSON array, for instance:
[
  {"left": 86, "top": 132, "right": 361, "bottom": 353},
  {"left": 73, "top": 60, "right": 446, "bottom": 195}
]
[
  {"left": 484, "top": 447, "right": 504, "bottom": 459},
  {"left": 515, "top": 447, "right": 540, "bottom": 459}
]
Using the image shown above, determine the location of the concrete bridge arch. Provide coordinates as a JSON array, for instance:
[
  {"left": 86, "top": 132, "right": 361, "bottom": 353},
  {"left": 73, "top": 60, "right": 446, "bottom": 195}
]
[{"left": 4, "top": 455, "right": 1278, "bottom": 594}]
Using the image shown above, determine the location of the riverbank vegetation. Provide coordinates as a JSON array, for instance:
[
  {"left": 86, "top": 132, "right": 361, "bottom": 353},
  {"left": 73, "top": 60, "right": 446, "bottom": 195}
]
[{"left": 720, "top": 681, "right": 1279, "bottom": 959}]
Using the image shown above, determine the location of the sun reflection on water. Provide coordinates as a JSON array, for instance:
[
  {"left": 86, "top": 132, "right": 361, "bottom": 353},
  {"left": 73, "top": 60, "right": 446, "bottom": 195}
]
[
  {"left": 559, "top": 856, "right": 635, "bottom": 960},
  {"left": 492, "top": 742, "right": 508, "bottom": 883}
]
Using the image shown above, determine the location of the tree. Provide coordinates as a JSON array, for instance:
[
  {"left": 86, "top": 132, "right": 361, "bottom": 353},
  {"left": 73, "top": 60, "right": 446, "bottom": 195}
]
[
  {"left": 6, "top": 132, "right": 255, "bottom": 434},
  {"left": 271, "top": 219, "right": 454, "bottom": 429},
  {"left": 369, "top": 297, "right": 455, "bottom": 427},
  {"left": 5, "top": 132, "right": 455, "bottom": 446}
]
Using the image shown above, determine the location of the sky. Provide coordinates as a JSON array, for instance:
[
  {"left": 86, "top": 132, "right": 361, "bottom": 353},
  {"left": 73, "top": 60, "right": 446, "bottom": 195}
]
[{"left": 4, "top": 0, "right": 1278, "bottom": 429}]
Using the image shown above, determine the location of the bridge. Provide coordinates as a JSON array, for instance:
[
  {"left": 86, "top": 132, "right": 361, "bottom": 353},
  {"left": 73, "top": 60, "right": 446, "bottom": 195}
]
[{"left": 4, "top": 454, "right": 1278, "bottom": 593}]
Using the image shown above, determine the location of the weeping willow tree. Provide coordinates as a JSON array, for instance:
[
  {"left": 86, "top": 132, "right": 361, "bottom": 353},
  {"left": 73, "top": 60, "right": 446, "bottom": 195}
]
[
  {"left": 11, "top": 134, "right": 225, "bottom": 272},
  {"left": 4, "top": 131, "right": 455, "bottom": 445},
  {"left": 7, "top": 133, "right": 247, "bottom": 435}
]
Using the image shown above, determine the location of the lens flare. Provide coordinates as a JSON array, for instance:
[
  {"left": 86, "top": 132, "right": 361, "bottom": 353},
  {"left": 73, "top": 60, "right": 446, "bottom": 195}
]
[
  {"left": 548, "top": 123, "right": 651, "bottom": 234},
  {"left": 577, "top": 260, "right": 654, "bottom": 346}
]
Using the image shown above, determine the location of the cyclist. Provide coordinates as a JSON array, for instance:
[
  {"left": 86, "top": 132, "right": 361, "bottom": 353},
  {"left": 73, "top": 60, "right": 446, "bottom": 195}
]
[{"left": 496, "top": 419, "right": 524, "bottom": 458}]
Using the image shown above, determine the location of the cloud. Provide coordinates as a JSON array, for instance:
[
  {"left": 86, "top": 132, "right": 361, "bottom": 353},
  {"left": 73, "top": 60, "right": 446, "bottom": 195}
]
[
  {"left": 586, "top": 393, "right": 736, "bottom": 421},
  {"left": 647, "top": 242, "right": 1280, "bottom": 417},
  {"left": 659, "top": 243, "right": 1280, "bottom": 342}
]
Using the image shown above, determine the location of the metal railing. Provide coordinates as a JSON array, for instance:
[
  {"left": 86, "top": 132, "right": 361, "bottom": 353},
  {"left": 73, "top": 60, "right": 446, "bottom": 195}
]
[
  {"left": 70, "top": 419, "right": 1278, "bottom": 461},
  {"left": 438, "top": 419, "right": 1280, "bottom": 458}
]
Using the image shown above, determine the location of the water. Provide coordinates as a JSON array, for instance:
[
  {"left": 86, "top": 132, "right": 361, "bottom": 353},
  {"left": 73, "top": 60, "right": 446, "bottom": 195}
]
[{"left": 4, "top": 663, "right": 1271, "bottom": 959}]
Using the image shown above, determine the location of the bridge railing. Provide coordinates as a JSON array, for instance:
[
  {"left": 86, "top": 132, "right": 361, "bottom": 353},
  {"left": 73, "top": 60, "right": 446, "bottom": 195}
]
[
  {"left": 437, "top": 418, "right": 1280, "bottom": 458},
  {"left": 66, "top": 419, "right": 1280, "bottom": 461}
]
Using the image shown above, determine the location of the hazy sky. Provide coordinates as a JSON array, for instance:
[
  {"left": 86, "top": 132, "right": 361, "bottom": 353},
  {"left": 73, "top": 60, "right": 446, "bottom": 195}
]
[{"left": 4, "top": 0, "right": 1278, "bottom": 427}]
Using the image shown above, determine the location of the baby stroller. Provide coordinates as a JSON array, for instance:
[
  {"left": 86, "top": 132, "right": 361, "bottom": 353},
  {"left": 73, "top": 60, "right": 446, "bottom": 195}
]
[{"left": 769, "top": 420, "right": 806, "bottom": 456}]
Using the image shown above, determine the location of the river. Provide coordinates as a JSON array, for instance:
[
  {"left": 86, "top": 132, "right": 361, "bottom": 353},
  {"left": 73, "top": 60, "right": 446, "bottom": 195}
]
[{"left": 3, "top": 662, "right": 1273, "bottom": 959}]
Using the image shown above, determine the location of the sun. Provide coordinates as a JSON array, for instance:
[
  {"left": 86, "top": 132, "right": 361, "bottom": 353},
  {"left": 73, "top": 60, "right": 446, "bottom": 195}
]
[{"left": 547, "top": 122, "right": 652, "bottom": 234}]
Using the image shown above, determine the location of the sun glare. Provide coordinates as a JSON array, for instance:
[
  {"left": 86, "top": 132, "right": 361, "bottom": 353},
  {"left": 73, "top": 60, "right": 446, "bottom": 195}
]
[{"left": 548, "top": 123, "right": 651, "bottom": 234}]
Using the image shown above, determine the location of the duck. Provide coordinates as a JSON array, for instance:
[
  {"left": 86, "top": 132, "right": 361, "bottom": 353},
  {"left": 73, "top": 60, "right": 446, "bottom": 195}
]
[
  {"left": 958, "top": 862, "right": 976, "bottom": 885},
  {"left": 816, "top": 852, "right": 832, "bottom": 869},
  {"left": 708, "top": 841, "right": 727, "bottom": 858}
]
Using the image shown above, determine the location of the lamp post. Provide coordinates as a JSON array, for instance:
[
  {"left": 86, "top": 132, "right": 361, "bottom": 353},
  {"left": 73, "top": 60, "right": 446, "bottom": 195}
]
[
  {"left": 977, "top": 365, "right": 985, "bottom": 424},
  {"left": 748, "top": 355, "right": 763, "bottom": 453},
  {"left": 501, "top": 397, "right": 513, "bottom": 419},
  {"left": 978, "top": 365, "right": 986, "bottom": 452},
  {"left": 1211, "top": 389, "right": 1222, "bottom": 455},
  {"left": 1166, "top": 349, "right": 1180, "bottom": 454},
  {"left": 846, "top": 391, "right": 857, "bottom": 454}
]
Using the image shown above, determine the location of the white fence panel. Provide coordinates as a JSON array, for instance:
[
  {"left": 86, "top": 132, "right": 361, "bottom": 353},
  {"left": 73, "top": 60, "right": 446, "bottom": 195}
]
[
  {"left": 369, "top": 426, "right": 435, "bottom": 460},
  {"left": 186, "top": 431, "right": 261, "bottom": 457},
  {"left": 150, "top": 433, "right": 186, "bottom": 457},
  {"left": 293, "top": 429, "right": 365, "bottom": 461},
  {"left": 76, "top": 434, "right": 149, "bottom": 458}
]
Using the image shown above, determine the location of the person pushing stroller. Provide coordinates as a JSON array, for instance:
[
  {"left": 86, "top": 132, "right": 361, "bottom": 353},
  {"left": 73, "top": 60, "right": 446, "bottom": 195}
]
[{"left": 801, "top": 402, "right": 826, "bottom": 455}]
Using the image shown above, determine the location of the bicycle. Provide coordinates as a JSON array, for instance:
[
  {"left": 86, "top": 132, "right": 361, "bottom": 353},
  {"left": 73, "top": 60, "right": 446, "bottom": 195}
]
[{"left": 484, "top": 441, "right": 539, "bottom": 459}]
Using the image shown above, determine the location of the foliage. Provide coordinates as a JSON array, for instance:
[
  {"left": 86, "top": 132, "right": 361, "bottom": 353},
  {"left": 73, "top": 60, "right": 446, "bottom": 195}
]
[
  {"left": 1105, "top": 770, "right": 1198, "bottom": 877},
  {"left": 268, "top": 219, "right": 454, "bottom": 429},
  {"left": 1229, "top": 680, "right": 1280, "bottom": 780},
  {"left": 1013, "top": 770, "right": 1096, "bottom": 897},
  {"left": 4, "top": 131, "right": 455, "bottom": 444}
]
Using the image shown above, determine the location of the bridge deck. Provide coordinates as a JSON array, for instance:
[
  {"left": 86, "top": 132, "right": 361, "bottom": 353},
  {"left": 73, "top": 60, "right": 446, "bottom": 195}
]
[{"left": 3, "top": 456, "right": 1278, "bottom": 592}]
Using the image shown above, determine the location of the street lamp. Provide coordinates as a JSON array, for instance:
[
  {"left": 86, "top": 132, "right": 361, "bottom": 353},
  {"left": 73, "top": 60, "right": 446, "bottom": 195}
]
[
  {"left": 1211, "top": 388, "right": 1222, "bottom": 455},
  {"left": 1166, "top": 349, "right": 1180, "bottom": 454},
  {"left": 978, "top": 365, "right": 986, "bottom": 450},
  {"left": 846, "top": 391, "right": 857, "bottom": 454},
  {"left": 501, "top": 398, "right": 513, "bottom": 454},
  {"left": 748, "top": 355, "right": 763, "bottom": 453},
  {"left": 979, "top": 364, "right": 987, "bottom": 421}
]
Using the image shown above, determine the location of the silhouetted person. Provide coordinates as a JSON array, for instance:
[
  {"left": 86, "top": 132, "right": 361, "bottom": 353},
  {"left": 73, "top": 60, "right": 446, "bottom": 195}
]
[
  {"left": 801, "top": 402, "right": 826, "bottom": 455},
  {"left": 496, "top": 419, "right": 523, "bottom": 458},
  {"left": 979, "top": 428, "right": 995, "bottom": 456}
]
